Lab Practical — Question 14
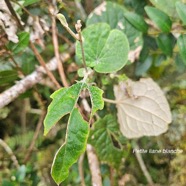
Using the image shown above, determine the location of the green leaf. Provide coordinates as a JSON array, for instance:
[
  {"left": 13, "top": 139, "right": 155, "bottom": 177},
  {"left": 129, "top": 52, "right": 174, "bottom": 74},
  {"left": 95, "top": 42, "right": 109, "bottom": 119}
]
[
  {"left": 145, "top": 6, "right": 172, "bottom": 32},
  {"left": 89, "top": 115, "right": 128, "bottom": 168},
  {"left": 7, "top": 32, "right": 30, "bottom": 54},
  {"left": 150, "top": 0, "right": 179, "bottom": 18},
  {"left": 44, "top": 82, "right": 84, "bottom": 135},
  {"left": 124, "top": 12, "right": 148, "bottom": 33},
  {"left": 23, "top": 0, "right": 40, "bottom": 6},
  {"left": 176, "top": 2, "right": 186, "bottom": 25},
  {"left": 76, "top": 23, "right": 129, "bottom": 73},
  {"left": 177, "top": 34, "right": 186, "bottom": 65},
  {"left": 57, "top": 13, "right": 69, "bottom": 27},
  {"left": 156, "top": 34, "right": 173, "bottom": 56},
  {"left": 51, "top": 108, "right": 89, "bottom": 184},
  {"left": 87, "top": 85, "right": 104, "bottom": 116},
  {"left": 86, "top": 1, "right": 143, "bottom": 51},
  {"left": 0, "top": 70, "right": 18, "bottom": 85}
]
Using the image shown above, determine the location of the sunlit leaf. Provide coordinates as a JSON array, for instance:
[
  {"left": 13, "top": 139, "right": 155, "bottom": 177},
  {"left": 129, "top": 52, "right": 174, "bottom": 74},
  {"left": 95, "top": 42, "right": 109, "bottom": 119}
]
[
  {"left": 176, "top": 2, "right": 186, "bottom": 25},
  {"left": 76, "top": 23, "right": 129, "bottom": 73},
  {"left": 145, "top": 6, "right": 172, "bottom": 32},
  {"left": 114, "top": 78, "right": 172, "bottom": 138},
  {"left": 44, "top": 82, "right": 84, "bottom": 135},
  {"left": 51, "top": 108, "right": 89, "bottom": 184}
]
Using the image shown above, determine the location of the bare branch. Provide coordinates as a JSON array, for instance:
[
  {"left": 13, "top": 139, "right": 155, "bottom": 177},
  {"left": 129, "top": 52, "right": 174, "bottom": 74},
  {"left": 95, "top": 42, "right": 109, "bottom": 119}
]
[
  {"left": 87, "top": 144, "right": 102, "bottom": 186},
  {"left": 0, "top": 45, "right": 75, "bottom": 109}
]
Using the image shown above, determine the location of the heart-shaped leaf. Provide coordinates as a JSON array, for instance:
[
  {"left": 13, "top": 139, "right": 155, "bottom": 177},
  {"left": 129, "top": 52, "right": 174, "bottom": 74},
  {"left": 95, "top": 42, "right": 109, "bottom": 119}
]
[
  {"left": 76, "top": 23, "right": 129, "bottom": 73},
  {"left": 51, "top": 108, "right": 89, "bottom": 184},
  {"left": 114, "top": 78, "right": 172, "bottom": 138},
  {"left": 88, "top": 114, "right": 128, "bottom": 168},
  {"left": 145, "top": 6, "right": 172, "bottom": 32}
]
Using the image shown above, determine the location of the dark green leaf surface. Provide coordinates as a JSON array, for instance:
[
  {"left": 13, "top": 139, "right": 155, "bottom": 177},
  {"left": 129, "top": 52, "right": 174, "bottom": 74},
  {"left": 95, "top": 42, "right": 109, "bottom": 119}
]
[
  {"left": 76, "top": 23, "right": 129, "bottom": 73},
  {"left": 156, "top": 34, "right": 173, "bottom": 56},
  {"left": 145, "top": 6, "right": 172, "bottom": 32},
  {"left": 0, "top": 70, "right": 18, "bottom": 85},
  {"left": 89, "top": 115, "right": 126, "bottom": 168},
  {"left": 176, "top": 2, "right": 186, "bottom": 25},
  {"left": 177, "top": 35, "right": 186, "bottom": 65},
  {"left": 8, "top": 32, "right": 30, "bottom": 54},
  {"left": 51, "top": 108, "right": 89, "bottom": 184},
  {"left": 44, "top": 82, "right": 84, "bottom": 135},
  {"left": 86, "top": 1, "right": 143, "bottom": 50},
  {"left": 124, "top": 12, "right": 148, "bottom": 33},
  {"left": 87, "top": 85, "right": 104, "bottom": 116}
]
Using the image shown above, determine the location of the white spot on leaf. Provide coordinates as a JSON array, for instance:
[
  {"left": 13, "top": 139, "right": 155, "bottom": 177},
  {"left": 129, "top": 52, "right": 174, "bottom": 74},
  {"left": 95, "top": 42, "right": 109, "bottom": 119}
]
[
  {"left": 128, "top": 46, "right": 142, "bottom": 63},
  {"left": 94, "top": 2, "right": 106, "bottom": 16},
  {"left": 118, "top": 21, "right": 125, "bottom": 30},
  {"left": 114, "top": 78, "right": 172, "bottom": 139}
]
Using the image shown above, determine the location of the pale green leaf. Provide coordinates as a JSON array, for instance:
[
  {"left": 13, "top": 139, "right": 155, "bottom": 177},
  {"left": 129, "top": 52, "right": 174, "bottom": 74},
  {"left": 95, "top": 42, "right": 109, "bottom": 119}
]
[
  {"left": 177, "top": 34, "right": 186, "bottom": 65},
  {"left": 57, "top": 14, "right": 68, "bottom": 27},
  {"left": 76, "top": 23, "right": 129, "bottom": 73},
  {"left": 176, "top": 2, "right": 186, "bottom": 25},
  {"left": 86, "top": 1, "right": 143, "bottom": 51},
  {"left": 44, "top": 82, "right": 84, "bottom": 135},
  {"left": 51, "top": 108, "right": 89, "bottom": 184},
  {"left": 150, "top": 0, "right": 179, "bottom": 18},
  {"left": 89, "top": 115, "right": 127, "bottom": 168},
  {"left": 23, "top": 0, "right": 40, "bottom": 6},
  {"left": 145, "top": 6, "right": 172, "bottom": 33}
]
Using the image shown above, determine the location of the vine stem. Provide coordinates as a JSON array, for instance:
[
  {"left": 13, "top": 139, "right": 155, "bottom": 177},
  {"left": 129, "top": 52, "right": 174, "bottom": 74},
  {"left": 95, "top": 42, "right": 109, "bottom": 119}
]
[
  {"left": 76, "top": 20, "right": 88, "bottom": 73},
  {"left": 0, "top": 139, "right": 20, "bottom": 169},
  {"left": 132, "top": 141, "right": 154, "bottom": 186},
  {"left": 49, "top": 4, "right": 69, "bottom": 87}
]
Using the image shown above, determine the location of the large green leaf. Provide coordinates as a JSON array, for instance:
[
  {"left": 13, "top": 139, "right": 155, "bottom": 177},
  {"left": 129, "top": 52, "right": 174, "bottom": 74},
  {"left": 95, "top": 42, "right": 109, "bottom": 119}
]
[
  {"left": 0, "top": 70, "right": 18, "bottom": 85},
  {"left": 176, "top": 2, "right": 186, "bottom": 25},
  {"left": 51, "top": 108, "right": 89, "bottom": 184},
  {"left": 86, "top": 1, "right": 143, "bottom": 51},
  {"left": 7, "top": 32, "right": 30, "bottom": 54},
  {"left": 145, "top": 6, "right": 172, "bottom": 33},
  {"left": 87, "top": 85, "right": 104, "bottom": 116},
  {"left": 44, "top": 82, "right": 84, "bottom": 135},
  {"left": 177, "top": 34, "right": 186, "bottom": 65},
  {"left": 76, "top": 23, "right": 129, "bottom": 73},
  {"left": 89, "top": 115, "right": 128, "bottom": 168},
  {"left": 150, "top": 0, "right": 179, "bottom": 18},
  {"left": 23, "top": 0, "right": 40, "bottom": 6},
  {"left": 124, "top": 12, "right": 148, "bottom": 33}
]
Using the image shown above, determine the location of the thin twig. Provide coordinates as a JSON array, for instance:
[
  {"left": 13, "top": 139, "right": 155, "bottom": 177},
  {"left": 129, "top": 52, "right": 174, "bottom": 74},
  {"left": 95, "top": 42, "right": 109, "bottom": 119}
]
[
  {"left": 23, "top": 109, "right": 46, "bottom": 163},
  {"left": 50, "top": 5, "right": 69, "bottom": 87},
  {"left": 0, "top": 138, "right": 20, "bottom": 169},
  {"left": 30, "top": 42, "right": 61, "bottom": 89},
  {"left": 132, "top": 141, "right": 154, "bottom": 186},
  {"left": 87, "top": 144, "right": 102, "bottom": 186},
  {"left": 78, "top": 153, "right": 86, "bottom": 186},
  {"left": 75, "top": 20, "right": 88, "bottom": 72}
]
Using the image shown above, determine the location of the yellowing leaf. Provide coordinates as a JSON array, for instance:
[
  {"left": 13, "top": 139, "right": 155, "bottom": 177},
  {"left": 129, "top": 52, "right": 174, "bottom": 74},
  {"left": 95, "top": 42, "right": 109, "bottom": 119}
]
[{"left": 114, "top": 78, "right": 172, "bottom": 139}]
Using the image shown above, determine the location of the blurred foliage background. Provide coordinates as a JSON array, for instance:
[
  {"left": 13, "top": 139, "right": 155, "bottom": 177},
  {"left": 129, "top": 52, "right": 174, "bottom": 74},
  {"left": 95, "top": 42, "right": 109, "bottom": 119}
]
[{"left": 0, "top": 0, "right": 186, "bottom": 185}]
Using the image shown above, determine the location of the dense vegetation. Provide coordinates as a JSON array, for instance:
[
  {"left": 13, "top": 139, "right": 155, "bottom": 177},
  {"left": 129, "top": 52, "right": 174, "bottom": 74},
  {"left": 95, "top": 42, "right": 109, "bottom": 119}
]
[{"left": 0, "top": 0, "right": 186, "bottom": 185}]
